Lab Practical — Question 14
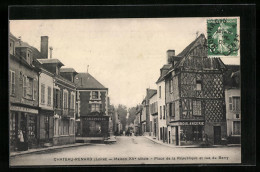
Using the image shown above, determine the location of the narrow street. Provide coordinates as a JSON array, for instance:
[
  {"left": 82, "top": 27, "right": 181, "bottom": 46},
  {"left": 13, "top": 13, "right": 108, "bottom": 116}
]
[{"left": 10, "top": 136, "right": 241, "bottom": 166}]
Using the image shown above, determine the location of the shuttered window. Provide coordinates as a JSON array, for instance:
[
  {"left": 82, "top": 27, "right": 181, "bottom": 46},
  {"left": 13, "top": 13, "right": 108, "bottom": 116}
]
[
  {"left": 9, "top": 70, "right": 15, "bottom": 95},
  {"left": 41, "top": 84, "right": 45, "bottom": 104},
  {"left": 23, "top": 75, "right": 27, "bottom": 97},
  {"left": 47, "top": 87, "right": 51, "bottom": 106},
  {"left": 33, "top": 79, "right": 37, "bottom": 100}
]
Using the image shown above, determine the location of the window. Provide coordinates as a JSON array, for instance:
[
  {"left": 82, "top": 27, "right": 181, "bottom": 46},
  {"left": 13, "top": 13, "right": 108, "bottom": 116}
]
[
  {"left": 229, "top": 97, "right": 240, "bottom": 112},
  {"left": 233, "top": 121, "right": 241, "bottom": 135},
  {"left": 44, "top": 115, "right": 49, "bottom": 139},
  {"left": 193, "top": 100, "right": 202, "bottom": 116},
  {"left": 169, "top": 79, "right": 173, "bottom": 93},
  {"left": 64, "top": 91, "right": 68, "bottom": 109},
  {"left": 26, "top": 77, "right": 33, "bottom": 99},
  {"left": 54, "top": 89, "right": 60, "bottom": 108},
  {"left": 91, "top": 104, "right": 101, "bottom": 112},
  {"left": 163, "top": 105, "right": 165, "bottom": 119},
  {"left": 23, "top": 75, "right": 27, "bottom": 97},
  {"left": 9, "top": 70, "right": 15, "bottom": 95},
  {"left": 33, "top": 79, "right": 37, "bottom": 100},
  {"left": 196, "top": 80, "right": 202, "bottom": 90},
  {"left": 70, "top": 93, "right": 75, "bottom": 110},
  {"left": 159, "top": 86, "right": 161, "bottom": 98},
  {"left": 229, "top": 97, "right": 233, "bottom": 111},
  {"left": 41, "top": 84, "right": 45, "bottom": 104},
  {"left": 232, "top": 97, "right": 240, "bottom": 111},
  {"left": 92, "top": 91, "right": 99, "bottom": 99},
  {"left": 160, "top": 106, "right": 162, "bottom": 119},
  {"left": 172, "top": 102, "right": 175, "bottom": 117},
  {"left": 47, "top": 87, "right": 51, "bottom": 106}
]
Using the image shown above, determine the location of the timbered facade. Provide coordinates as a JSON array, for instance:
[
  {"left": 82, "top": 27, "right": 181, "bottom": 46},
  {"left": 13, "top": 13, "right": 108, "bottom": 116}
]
[{"left": 165, "top": 34, "right": 227, "bottom": 146}]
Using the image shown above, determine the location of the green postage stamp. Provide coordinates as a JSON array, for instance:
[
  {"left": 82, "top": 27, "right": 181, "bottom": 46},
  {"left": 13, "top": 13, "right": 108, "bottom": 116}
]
[{"left": 207, "top": 18, "right": 239, "bottom": 56}]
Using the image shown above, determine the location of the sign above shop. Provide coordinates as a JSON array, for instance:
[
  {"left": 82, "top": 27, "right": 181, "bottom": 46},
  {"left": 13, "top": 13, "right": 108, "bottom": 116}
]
[
  {"left": 180, "top": 121, "right": 205, "bottom": 126},
  {"left": 10, "top": 106, "right": 38, "bottom": 114},
  {"left": 85, "top": 117, "right": 108, "bottom": 121}
]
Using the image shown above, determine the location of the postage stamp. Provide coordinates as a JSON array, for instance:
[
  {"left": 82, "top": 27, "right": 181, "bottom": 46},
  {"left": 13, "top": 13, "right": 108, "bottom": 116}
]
[{"left": 207, "top": 18, "right": 239, "bottom": 56}]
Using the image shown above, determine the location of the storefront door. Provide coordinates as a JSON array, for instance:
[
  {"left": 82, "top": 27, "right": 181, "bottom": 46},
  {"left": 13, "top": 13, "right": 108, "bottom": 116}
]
[
  {"left": 176, "top": 126, "right": 179, "bottom": 146},
  {"left": 214, "top": 126, "right": 221, "bottom": 145}
]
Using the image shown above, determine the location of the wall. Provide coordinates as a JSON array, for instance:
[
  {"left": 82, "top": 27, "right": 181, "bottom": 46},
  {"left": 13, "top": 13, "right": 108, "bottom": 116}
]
[{"left": 157, "top": 81, "right": 167, "bottom": 140}]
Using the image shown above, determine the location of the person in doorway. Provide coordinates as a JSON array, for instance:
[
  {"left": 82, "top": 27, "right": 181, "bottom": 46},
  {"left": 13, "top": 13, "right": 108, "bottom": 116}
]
[{"left": 17, "top": 130, "right": 24, "bottom": 151}]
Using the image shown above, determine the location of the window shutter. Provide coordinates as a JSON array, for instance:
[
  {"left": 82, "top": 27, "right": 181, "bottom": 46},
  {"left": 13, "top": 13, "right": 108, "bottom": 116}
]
[
  {"left": 53, "top": 89, "right": 56, "bottom": 108},
  {"left": 100, "top": 104, "right": 103, "bottom": 112},
  {"left": 9, "top": 71, "right": 11, "bottom": 95},
  {"left": 60, "top": 90, "right": 63, "bottom": 109}
]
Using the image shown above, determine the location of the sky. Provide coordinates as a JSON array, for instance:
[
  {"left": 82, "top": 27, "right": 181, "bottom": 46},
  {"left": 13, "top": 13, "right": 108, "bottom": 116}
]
[{"left": 9, "top": 18, "right": 240, "bottom": 108}]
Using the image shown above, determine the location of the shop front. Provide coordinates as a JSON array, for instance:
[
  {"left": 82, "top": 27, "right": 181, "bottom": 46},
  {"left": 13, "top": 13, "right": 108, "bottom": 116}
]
[
  {"left": 9, "top": 105, "right": 39, "bottom": 151},
  {"left": 80, "top": 116, "right": 109, "bottom": 140},
  {"left": 168, "top": 121, "right": 206, "bottom": 146}
]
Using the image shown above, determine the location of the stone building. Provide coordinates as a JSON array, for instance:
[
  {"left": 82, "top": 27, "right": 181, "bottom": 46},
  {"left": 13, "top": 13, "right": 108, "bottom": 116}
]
[
  {"left": 149, "top": 91, "right": 158, "bottom": 138},
  {"left": 74, "top": 72, "right": 109, "bottom": 142},
  {"left": 224, "top": 65, "right": 240, "bottom": 144},
  {"left": 164, "top": 34, "right": 227, "bottom": 146},
  {"left": 9, "top": 33, "right": 40, "bottom": 151}
]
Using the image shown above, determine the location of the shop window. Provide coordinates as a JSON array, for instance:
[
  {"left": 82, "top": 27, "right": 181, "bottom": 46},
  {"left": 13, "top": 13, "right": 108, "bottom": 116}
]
[
  {"left": 193, "top": 100, "right": 202, "bottom": 116},
  {"left": 233, "top": 121, "right": 240, "bottom": 135},
  {"left": 44, "top": 115, "right": 49, "bottom": 139},
  {"left": 9, "top": 112, "right": 17, "bottom": 146},
  {"left": 92, "top": 91, "right": 99, "bottom": 99},
  {"left": 41, "top": 84, "right": 45, "bottom": 104},
  {"left": 9, "top": 70, "right": 15, "bottom": 96},
  {"left": 89, "top": 121, "right": 101, "bottom": 135},
  {"left": 47, "top": 87, "right": 51, "bottom": 106},
  {"left": 28, "top": 115, "right": 36, "bottom": 141}
]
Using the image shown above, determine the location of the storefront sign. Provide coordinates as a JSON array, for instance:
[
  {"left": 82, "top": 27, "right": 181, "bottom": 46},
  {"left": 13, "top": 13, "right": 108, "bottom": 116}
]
[
  {"left": 180, "top": 121, "right": 205, "bottom": 126},
  {"left": 85, "top": 117, "right": 107, "bottom": 121},
  {"left": 10, "top": 106, "right": 38, "bottom": 114}
]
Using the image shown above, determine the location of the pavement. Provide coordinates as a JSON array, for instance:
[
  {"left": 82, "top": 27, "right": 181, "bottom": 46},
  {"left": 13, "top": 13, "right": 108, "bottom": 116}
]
[
  {"left": 144, "top": 135, "right": 241, "bottom": 148},
  {"left": 10, "top": 142, "right": 91, "bottom": 157},
  {"left": 10, "top": 136, "right": 241, "bottom": 166}
]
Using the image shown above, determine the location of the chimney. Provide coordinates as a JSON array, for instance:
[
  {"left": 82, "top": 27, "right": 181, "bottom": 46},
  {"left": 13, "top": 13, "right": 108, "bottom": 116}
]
[
  {"left": 49, "top": 46, "right": 53, "bottom": 59},
  {"left": 167, "top": 49, "right": 175, "bottom": 64},
  {"left": 41, "top": 36, "right": 48, "bottom": 59}
]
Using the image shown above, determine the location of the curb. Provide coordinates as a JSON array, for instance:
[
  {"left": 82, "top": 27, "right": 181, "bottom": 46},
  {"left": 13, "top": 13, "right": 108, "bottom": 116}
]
[{"left": 10, "top": 143, "right": 91, "bottom": 157}]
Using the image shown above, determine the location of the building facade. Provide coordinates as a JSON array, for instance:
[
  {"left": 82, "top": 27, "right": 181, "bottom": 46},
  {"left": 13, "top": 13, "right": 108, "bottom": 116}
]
[
  {"left": 149, "top": 92, "right": 158, "bottom": 138},
  {"left": 224, "top": 66, "right": 240, "bottom": 144},
  {"left": 165, "top": 34, "right": 227, "bottom": 146},
  {"left": 9, "top": 33, "right": 40, "bottom": 151},
  {"left": 74, "top": 73, "right": 109, "bottom": 142}
]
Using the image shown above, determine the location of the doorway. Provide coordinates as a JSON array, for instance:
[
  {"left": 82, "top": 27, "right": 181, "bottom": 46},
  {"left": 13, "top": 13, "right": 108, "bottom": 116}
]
[
  {"left": 214, "top": 126, "right": 221, "bottom": 145},
  {"left": 176, "top": 126, "right": 179, "bottom": 146}
]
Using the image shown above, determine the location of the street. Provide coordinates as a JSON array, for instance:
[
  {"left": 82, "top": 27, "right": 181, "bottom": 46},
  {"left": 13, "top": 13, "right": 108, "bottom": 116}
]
[{"left": 10, "top": 136, "right": 241, "bottom": 166}]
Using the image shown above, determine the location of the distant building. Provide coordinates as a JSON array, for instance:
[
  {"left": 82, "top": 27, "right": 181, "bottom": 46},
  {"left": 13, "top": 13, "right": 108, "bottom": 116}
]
[
  {"left": 74, "top": 72, "right": 109, "bottom": 142},
  {"left": 224, "top": 65, "right": 240, "bottom": 144},
  {"left": 149, "top": 91, "right": 158, "bottom": 138}
]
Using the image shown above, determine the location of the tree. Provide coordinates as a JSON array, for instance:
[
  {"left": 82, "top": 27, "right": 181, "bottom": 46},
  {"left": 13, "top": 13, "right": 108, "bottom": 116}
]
[
  {"left": 127, "top": 106, "right": 138, "bottom": 125},
  {"left": 117, "top": 104, "right": 127, "bottom": 131}
]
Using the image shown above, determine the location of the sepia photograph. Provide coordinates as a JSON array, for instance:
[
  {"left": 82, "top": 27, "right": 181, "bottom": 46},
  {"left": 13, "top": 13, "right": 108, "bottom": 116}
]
[{"left": 8, "top": 16, "right": 243, "bottom": 166}]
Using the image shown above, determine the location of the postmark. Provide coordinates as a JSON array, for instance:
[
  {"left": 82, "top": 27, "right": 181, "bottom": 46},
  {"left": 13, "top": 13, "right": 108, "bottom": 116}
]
[{"left": 207, "top": 18, "right": 239, "bottom": 56}]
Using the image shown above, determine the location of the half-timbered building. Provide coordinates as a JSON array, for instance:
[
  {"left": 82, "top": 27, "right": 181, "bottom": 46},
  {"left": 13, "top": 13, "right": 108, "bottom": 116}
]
[{"left": 164, "top": 34, "right": 227, "bottom": 146}]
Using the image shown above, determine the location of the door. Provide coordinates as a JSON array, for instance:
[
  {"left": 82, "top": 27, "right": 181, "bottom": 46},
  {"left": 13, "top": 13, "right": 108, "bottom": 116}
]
[
  {"left": 168, "top": 131, "right": 171, "bottom": 144},
  {"left": 176, "top": 126, "right": 179, "bottom": 146},
  {"left": 214, "top": 126, "right": 221, "bottom": 145}
]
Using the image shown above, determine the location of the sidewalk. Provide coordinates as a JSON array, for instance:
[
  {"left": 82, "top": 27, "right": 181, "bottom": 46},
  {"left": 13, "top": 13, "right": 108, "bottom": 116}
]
[
  {"left": 144, "top": 136, "right": 241, "bottom": 148},
  {"left": 10, "top": 143, "right": 91, "bottom": 157}
]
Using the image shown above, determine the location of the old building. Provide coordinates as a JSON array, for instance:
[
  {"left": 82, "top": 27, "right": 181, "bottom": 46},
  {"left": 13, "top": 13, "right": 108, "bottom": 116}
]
[
  {"left": 38, "top": 53, "right": 77, "bottom": 145},
  {"left": 149, "top": 91, "right": 158, "bottom": 138},
  {"left": 74, "top": 72, "right": 109, "bottom": 142},
  {"left": 9, "top": 33, "right": 40, "bottom": 151},
  {"left": 164, "top": 34, "right": 227, "bottom": 146},
  {"left": 155, "top": 60, "right": 172, "bottom": 142},
  {"left": 224, "top": 65, "right": 240, "bottom": 144},
  {"left": 134, "top": 107, "right": 142, "bottom": 136}
]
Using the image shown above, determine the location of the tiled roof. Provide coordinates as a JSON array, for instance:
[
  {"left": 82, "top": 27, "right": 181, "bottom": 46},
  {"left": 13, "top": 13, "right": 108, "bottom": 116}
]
[
  {"left": 60, "top": 68, "right": 78, "bottom": 74},
  {"left": 74, "top": 73, "right": 107, "bottom": 89},
  {"left": 37, "top": 59, "right": 64, "bottom": 66},
  {"left": 156, "top": 64, "right": 172, "bottom": 83}
]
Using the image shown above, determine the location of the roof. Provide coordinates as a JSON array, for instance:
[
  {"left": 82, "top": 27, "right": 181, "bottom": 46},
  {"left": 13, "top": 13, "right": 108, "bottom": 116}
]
[
  {"left": 60, "top": 68, "right": 78, "bottom": 74},
  {"left": 37, "top": 59, "right": 64, "bottom": 66},
  {"left": 156, "top": 64, "right": 172, "bottom": 83},
  {"left": 224, "top": 65, "right": 240, "bottom": 88},
  {"left": 74, "top": 73, "right": 107, "bottom": 89}
]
